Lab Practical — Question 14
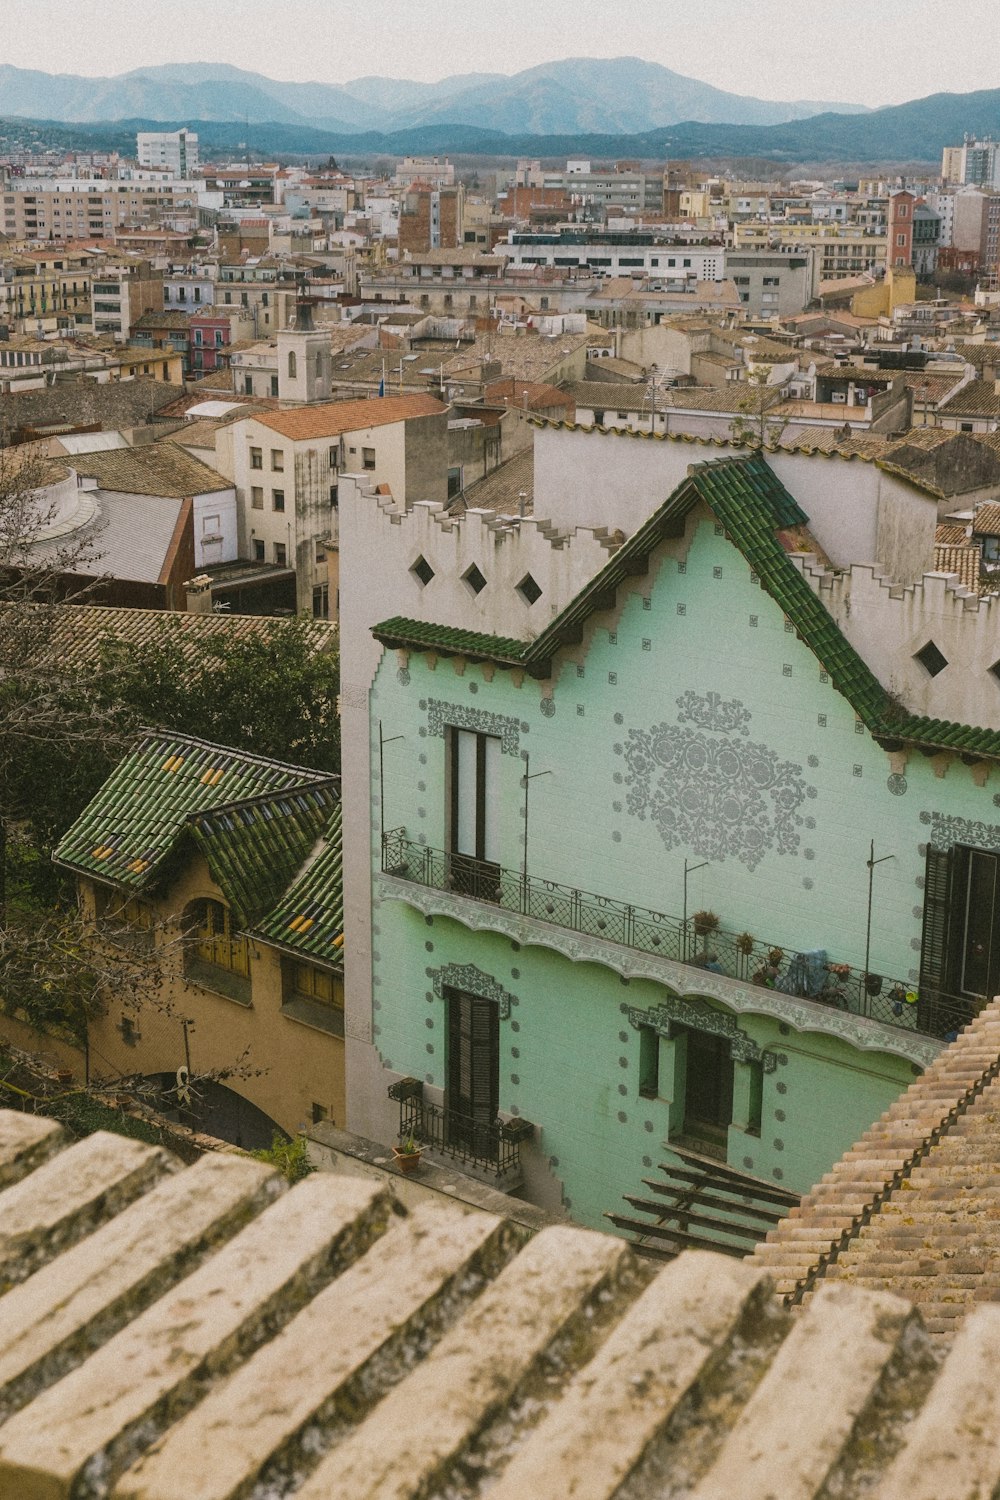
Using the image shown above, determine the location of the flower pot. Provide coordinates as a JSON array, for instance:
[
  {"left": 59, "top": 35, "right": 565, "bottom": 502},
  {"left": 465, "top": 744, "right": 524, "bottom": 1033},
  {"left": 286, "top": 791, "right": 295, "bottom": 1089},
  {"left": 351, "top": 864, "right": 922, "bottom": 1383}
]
[{"left": 392, "top": 1147, "right": 423, "bottom": 1175}]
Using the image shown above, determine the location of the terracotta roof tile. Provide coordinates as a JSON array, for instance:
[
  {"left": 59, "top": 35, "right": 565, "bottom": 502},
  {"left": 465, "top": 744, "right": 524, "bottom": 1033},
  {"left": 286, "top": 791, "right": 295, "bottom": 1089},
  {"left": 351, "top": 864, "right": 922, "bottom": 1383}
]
[{"left": 249, "top": 395, "right": 446, "bottom": 440}]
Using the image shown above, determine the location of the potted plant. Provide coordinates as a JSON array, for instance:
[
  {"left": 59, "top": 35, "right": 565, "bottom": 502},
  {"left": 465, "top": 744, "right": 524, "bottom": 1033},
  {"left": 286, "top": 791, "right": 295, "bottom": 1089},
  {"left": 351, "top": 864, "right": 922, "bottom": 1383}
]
[
  {"left": 736, "top": 932, "right": 755, "bottom": 956},
  {"left": 391, "top": 1134, "right": 423, "bottom": 1175},
  {"left": 693, "top": 911, "right": 720, "bottom": 937}
]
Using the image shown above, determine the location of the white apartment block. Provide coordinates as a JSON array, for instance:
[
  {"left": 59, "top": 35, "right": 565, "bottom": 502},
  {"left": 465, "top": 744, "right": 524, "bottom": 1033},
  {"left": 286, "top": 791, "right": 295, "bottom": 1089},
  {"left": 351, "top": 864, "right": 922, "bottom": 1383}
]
[
  {"left": 502, "top": 234, "right": 725, "bottom": 281},
  {"left": 137, "top": 129, "right": 200, "bottom": 177}
]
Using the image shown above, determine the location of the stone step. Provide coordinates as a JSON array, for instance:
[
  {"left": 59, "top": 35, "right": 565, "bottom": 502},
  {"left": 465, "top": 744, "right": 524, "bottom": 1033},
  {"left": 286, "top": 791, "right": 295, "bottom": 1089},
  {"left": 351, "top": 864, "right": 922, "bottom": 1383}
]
[
  {"left": 0, "top": 1152, "right": 281, "bottom": 1425},
  {"left": 688, "top": 1283, "right": 924, "bottom": 1500},
  {"left": 466, "top": 1252, "right": 774, "bottom": 1500},
  {"left": 291, "top": 1225, "right": 634, "bottom": 1500},
  {"left": 0, "top": 1114, "right": 63, "bottom": 1192}
]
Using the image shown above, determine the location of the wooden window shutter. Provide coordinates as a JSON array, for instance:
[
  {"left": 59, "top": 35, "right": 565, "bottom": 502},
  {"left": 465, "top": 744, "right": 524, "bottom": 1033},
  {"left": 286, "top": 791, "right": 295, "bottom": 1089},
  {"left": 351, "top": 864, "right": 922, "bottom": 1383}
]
[
  {"left": 469, "top": 996, "right": 499, "bottom": 1127},
  {"left": 919, "top": 845, "right": 953, "bottom": 1026}
]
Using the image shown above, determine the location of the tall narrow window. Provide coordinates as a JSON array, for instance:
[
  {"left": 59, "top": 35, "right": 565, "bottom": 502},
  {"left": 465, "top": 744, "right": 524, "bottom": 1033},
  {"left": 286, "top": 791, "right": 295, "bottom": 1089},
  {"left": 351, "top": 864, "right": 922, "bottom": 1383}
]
[
  {"left": 288, "top": 350, "right": 297, "bottom": 379},
  {"left": 920, "top": 844, "right": 998, "bottom": 1036},
  {"left": 679, "top": 1026, "right": 734, "bottom": 1144},
  {"left": 449, "top": 728, "right": 500, "bottom": 898},
  {"left": 446, "top": 988, "right": 499, "bottom": 1160},
  {"left": 638, "top": 1024, "right": 660, "bottom": 1098}
]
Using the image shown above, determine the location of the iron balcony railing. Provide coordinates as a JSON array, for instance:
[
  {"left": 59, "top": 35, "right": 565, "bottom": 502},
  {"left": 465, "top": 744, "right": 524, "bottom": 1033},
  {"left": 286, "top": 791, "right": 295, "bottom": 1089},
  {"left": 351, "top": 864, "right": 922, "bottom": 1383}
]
[
  {"left": 381, "top": 830, "right": 973, "bottom": 1042},
  {"left": 388, "top": 1077, "right": 533, "bottom": 1179}
]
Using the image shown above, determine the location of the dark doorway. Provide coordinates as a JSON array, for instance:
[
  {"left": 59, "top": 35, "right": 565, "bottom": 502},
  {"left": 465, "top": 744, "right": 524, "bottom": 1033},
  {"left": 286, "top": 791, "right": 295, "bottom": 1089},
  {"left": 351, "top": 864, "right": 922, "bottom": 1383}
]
[
  {"left": 446, "top": 989, "right": 499, "bottom": 1161},
  {"left": 682, "top": 1028, "right": 734, "bottom": 1141}
]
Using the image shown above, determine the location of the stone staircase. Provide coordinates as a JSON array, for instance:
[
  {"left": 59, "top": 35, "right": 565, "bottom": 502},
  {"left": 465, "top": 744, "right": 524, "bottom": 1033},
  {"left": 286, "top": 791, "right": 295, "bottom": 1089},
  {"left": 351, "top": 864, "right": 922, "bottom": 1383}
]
[{"left": 752, "top": 996, "right": 1000, "bottom": 1336}]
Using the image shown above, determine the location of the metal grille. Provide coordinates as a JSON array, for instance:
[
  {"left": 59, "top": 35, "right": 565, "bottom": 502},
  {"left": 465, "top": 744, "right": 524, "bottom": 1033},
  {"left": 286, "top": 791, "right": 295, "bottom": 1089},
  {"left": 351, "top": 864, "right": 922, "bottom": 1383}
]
[{"left": 382, "top": 830, "right": 973, "bottom": 1042}]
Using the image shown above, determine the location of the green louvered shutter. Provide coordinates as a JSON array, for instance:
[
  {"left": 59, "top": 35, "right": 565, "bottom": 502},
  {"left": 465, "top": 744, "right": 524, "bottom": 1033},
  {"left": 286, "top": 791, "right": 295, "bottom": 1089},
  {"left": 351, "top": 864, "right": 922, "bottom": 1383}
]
[{"left": 919, "top": 845, "right": 954, "bottom": 1035}]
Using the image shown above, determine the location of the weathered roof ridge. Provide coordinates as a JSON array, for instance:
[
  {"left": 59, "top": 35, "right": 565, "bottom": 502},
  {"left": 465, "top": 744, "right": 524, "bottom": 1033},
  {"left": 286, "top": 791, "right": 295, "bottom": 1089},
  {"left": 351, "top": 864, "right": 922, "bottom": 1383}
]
[
  {"left": 526, "top": 413, "right": 951, "bottom": 497},
  {"left": 4, "top": 1106, "right": 1000, "bottom": 1496}
]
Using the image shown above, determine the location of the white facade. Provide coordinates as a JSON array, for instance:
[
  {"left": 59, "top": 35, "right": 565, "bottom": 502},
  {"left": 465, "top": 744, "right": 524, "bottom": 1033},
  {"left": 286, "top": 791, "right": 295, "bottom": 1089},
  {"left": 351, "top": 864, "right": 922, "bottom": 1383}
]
[
  {"left": 503, "top": 237, "right": 725, "bottom": 282},
  {"left": 137, "top": 130, "right": 200, "bottom": 178},
  {"left": 533, "top": 424, "right": 937, "bottom": 585},
  {"left": 192, "top": 486, "right": 238, "bottom": 569}
]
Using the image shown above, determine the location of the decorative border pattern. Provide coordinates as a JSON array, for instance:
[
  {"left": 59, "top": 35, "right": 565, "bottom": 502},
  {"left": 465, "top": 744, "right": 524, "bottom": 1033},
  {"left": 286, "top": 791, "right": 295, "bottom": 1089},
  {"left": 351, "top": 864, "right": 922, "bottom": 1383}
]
[
  {"left": 628, "top": 995, "right": 777, "bottom": 1072},
  {"left": 424, "top": 698, "right": 522, "bottom": 755},
  {"left": 375, "top": 875, "right": 940, "bottom": 1069},
  {"left": 430, "top": 961, "right": 515, "bottom": 1019},
  {"left": 921, "top": 810, "right": 1000, "bottom": 853}
]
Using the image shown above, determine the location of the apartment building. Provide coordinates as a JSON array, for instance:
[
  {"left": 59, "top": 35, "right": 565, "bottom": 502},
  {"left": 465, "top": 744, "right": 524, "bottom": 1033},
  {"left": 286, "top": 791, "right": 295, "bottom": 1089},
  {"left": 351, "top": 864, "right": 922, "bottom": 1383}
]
[
  {"left": 90, "top": 261, "right": 164, "bottom": 340},
  {"left": 725, "top": 247, "right": 821, "bottom": 317},
  {"left": 394, "top": 156, "right": 456, "bottom": 189},
  {"left": 216, "top": 393, "right": 448, "bottom": 616},
  {"left": 503, "top": 231, "right": 725, "bottom": 281},
  {"left": 136, "top": 128, "right": 199, "bottom": 177},
  {"left": 1, "top": 180, "right": 201, "bottom": 241},
  {"left": 517, "top": 160, "right": 665, "bottom": 216},
  {"left": 742, "top": 224, "right": 887, "bottom": 280},
  {"left": 0, "top": 247, "right": 97, "bottom": 333},
  {"left": 398, "top": 184, "right": 465, "bottom": 255}
]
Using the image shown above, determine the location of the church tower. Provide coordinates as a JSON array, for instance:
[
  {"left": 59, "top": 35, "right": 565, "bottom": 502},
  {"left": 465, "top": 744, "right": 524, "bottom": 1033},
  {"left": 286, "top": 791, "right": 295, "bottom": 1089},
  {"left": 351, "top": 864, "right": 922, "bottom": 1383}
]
[{"left": 277, "top": 298, "right": 332, "bottom": 405}]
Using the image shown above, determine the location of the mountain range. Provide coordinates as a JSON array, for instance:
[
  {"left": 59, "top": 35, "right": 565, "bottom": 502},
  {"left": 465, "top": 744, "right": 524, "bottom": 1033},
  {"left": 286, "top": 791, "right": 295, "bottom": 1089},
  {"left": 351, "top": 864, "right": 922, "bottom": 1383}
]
[
  {"left": 0, "top": 57, "right": 869, "bottom": 136},
  {"left": 12, "top": 84, "right": 998, "bottom": 167}
]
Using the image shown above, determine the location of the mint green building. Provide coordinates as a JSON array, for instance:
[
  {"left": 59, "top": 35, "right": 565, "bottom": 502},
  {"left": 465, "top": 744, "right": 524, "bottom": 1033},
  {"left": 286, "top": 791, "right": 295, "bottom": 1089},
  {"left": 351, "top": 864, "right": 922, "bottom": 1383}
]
[{"left": 351, "top": 454, "right": 1000, "bottom": 1237}]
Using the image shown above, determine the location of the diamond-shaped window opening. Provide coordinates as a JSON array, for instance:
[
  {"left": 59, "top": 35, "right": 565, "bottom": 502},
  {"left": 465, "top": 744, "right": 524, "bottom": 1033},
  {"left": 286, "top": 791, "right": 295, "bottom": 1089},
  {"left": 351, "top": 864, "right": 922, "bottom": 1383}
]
[
  {"left": 411, "top": 555, "right": 435, "bottom": 588},
  {"left": 462, "top": 563, "right": 488, "bottom": 596},
  {"left": 990, "top": 658, "right": 1000, "bottom": 686},
  {"left": 517, "top": 572, "right": 543, "bottom": 606},
  {"left": 915, "top": 640, "right": 948, "bottom": 677}
]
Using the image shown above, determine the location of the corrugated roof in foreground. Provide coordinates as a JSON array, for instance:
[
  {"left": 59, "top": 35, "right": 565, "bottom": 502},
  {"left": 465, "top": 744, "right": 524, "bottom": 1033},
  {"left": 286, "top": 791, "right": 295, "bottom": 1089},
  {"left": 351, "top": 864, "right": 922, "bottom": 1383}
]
[
  {"left": 2, "top": 1104, "right": 1000, "bottom": 1498},
  {"left": 374, "top": 452, "right": 1000, "bottom": 763}
]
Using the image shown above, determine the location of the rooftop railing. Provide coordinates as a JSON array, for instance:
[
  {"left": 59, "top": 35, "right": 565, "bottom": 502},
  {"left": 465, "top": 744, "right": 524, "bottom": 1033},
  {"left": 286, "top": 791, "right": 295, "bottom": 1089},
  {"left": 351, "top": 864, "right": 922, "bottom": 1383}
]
[{"left": 381, "top": 830, "right": 973, "bottom": 1043}]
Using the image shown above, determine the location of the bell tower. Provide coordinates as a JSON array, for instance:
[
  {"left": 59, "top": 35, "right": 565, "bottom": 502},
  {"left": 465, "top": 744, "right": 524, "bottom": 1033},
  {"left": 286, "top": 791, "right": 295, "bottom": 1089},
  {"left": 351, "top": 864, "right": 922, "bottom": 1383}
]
[{"left": 277, "top": 298, "right": 332, "bottom": 404}]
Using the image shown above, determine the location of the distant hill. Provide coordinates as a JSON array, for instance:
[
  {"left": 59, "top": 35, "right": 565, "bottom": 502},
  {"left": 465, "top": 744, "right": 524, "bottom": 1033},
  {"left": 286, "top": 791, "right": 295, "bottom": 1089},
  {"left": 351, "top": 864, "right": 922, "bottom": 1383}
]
[
  {"left": 0, "top": 56, "right": 869, "bottom": 136},
  {"left": 15, "top": 82, "right": 995, "bottom": 166}
]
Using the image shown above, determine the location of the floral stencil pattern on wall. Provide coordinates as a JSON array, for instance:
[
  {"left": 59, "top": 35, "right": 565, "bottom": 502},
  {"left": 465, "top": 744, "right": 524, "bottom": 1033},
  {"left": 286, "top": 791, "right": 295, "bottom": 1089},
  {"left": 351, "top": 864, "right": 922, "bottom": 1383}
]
[{"left": 619, "top": 691, "right": 812, "bottom": 871}]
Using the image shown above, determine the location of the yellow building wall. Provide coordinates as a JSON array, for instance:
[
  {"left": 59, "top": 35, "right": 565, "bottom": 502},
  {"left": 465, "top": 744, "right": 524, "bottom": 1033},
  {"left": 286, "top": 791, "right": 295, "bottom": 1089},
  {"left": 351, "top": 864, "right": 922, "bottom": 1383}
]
[
  {"left": 79, "top": 858, "right": 345, "bottom": 1137},
  {"left": 851, "top": 265, "right": 917, "bottom": 318}
]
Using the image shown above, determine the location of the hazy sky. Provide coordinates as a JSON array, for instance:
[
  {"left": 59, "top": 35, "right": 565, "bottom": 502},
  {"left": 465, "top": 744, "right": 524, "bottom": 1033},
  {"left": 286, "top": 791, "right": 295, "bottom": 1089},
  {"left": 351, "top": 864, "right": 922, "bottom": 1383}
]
[{"left": 3, "top": 0, "right": 997, "bottom": 107}]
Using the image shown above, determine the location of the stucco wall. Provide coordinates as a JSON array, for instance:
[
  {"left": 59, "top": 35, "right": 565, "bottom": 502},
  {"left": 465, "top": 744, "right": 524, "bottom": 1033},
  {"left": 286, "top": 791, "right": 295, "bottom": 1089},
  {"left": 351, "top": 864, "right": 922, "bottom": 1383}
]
[
  {"left": 532, "top": 427, "right": 937, "bottom": 583},
  {"left": 357, "top": 506, "right": 975, "bottom": 1222},
  {"left": 79, "top": 859, "right": 345, "bottom": 1139},
  {"left": 808, "top": 560, "right": 1000, "bottom": 728}
]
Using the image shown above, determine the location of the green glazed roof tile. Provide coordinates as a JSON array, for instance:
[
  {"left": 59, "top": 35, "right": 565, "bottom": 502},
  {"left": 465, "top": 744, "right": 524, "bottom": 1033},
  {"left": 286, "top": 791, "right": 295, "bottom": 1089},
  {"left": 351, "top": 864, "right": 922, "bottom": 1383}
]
[
  {"left": 372, "top": 453, "right": 1000, "bottom": 764},
  {"left": 252, "top": 803, "right": 344, "bottom": 968},
  {"left": 373, "top": 619, "right": 531, "bottom": 665},
  {"left": 53, "top": 730, "right": 340, "bottom": 927}
]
